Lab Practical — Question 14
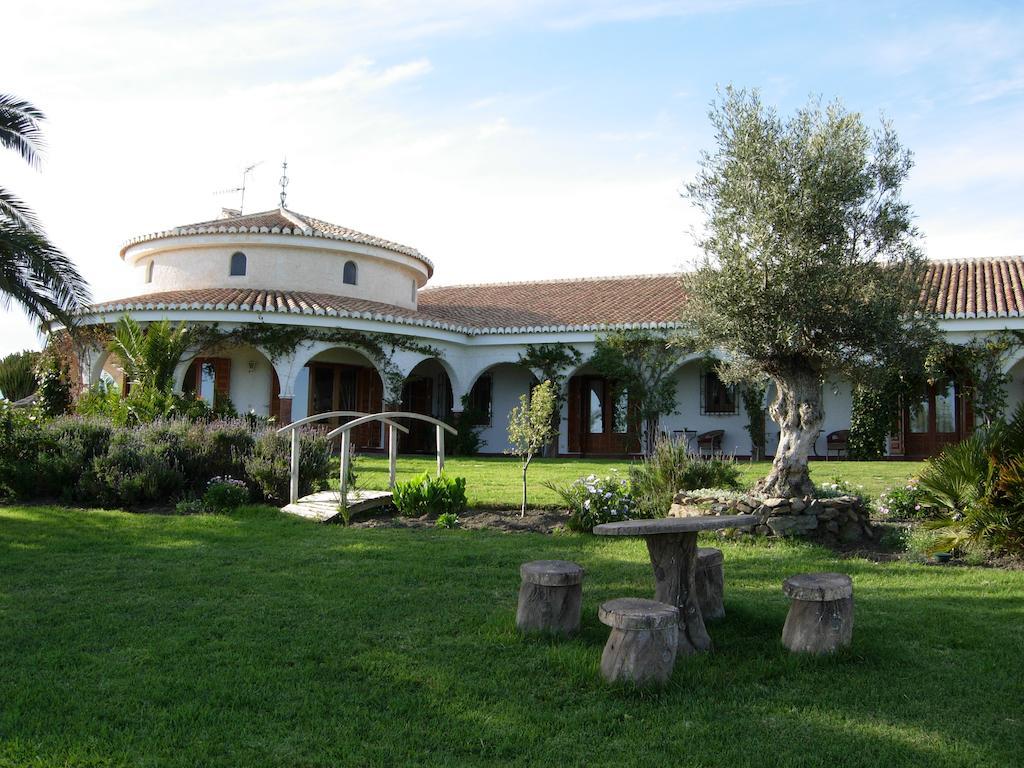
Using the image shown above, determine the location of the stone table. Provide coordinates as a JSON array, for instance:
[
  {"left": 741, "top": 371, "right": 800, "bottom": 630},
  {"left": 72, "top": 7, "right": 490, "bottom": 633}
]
[{"left": 593, "top": 513, "right": 756, "bottom": 655}]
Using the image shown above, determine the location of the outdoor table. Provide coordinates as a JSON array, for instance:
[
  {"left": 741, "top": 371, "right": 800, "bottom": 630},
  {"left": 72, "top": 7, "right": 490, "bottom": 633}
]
[{"left": 593, "top": 513, "right": 756, "bottom": 655}]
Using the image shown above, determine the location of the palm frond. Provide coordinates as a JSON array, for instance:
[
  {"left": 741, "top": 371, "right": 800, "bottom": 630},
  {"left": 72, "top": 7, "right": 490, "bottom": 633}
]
[
  {"left": 0, "top": 94, "right": 46, "bottom": 168},
  {"left": 917, "top": 434, "right": 990, "bottom": 513},
  {"left": 109, "top": 316, "right": 192, "bottom": 393},
  {"left": 0, "top": 220, "right": 90, "bottom": 330},
  {"left": 0, "top": 188, "right": 42, "bottom": 232}
]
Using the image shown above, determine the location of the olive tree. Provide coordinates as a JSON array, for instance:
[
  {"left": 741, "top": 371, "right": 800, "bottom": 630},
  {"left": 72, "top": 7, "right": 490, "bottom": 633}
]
[{"left": 682, "top": 88, "right": 936, "bottom": 497}]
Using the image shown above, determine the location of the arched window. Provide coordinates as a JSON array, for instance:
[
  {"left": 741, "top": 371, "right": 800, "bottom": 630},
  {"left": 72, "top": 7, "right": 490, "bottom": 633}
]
[
  {"left": 230, "top": 251, "right": 247, "bottom": 276},
  {"left": 145, "top": 261, "right": 154, "bottom": 283},
  {"left": 343, "top": 260, "right": 358, "bottom": 285}
]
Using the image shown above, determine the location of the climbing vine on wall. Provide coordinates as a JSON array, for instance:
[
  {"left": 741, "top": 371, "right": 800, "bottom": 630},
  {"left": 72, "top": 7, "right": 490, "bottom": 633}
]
[
  {"left": 187, "top": 323, "right": 442, "bottom": 399},
  {"left": 67, "top": 318, "right": 442, "bottom": 401},
  {"left": 740, "top": 380, "right": 768, "bottom": 460}
]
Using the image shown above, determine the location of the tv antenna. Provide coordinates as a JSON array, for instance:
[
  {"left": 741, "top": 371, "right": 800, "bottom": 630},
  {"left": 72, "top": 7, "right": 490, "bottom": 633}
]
[
  {"left": 279, "top": 159, "right": 289, "bottom": 208},
  {"left": 214, "top": 161, "right": 263, "bottom": 214}
]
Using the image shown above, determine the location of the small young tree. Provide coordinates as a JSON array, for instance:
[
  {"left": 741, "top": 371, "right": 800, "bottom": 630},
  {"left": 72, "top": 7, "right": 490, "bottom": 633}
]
[
  {"left": 506, "top": 379, "right": 557, "bottom": 517},
  {"left": 683, "top": 87, "right": 936, "bottom": 497},
  {"left": 590, "top": 329, "right": 686, "bottom": 455},
  {"left": 518, "top": 343, "right": 582, "bottom": 456}
]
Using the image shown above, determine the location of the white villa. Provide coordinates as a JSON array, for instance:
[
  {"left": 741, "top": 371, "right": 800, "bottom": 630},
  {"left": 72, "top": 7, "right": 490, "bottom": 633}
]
[{"left": 70, "top": 207, "right": 1024, "bottom": 459}]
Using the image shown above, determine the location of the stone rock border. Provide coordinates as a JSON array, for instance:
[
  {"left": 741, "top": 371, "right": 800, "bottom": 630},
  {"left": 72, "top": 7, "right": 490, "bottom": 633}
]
[{"left": 671, "top": 491, "right": 876, "bottom": 545}]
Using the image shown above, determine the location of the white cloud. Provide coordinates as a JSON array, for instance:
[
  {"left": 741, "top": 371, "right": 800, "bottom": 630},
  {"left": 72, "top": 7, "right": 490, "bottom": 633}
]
[{"left": 239, "top": 58, "right": 434, "bottom": 100}]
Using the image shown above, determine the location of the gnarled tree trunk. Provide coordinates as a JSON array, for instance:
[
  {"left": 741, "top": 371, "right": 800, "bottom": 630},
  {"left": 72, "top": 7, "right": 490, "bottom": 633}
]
[{"left": 759, "top": 369, "right": 822, "bottom": 498}]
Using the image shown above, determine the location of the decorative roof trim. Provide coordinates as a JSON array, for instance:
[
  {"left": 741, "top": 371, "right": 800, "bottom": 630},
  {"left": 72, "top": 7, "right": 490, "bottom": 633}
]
[{"left": 119, "top": 207, "right": 433, "bottom": 274}]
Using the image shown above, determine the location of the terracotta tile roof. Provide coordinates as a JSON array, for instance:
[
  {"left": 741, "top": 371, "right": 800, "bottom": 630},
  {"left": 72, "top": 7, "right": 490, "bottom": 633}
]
[
  {"left": 82, "top": 258, "right": 1024, "bottom": 334},
  {"left": 82, "top": 275, "right": 686, "bottom": 334},
  {"left": 920, "top": 257, "right": 1024, "bottom": 318},
  {"left": 417, "top": 274, "right": 686, "bottom": 328},
  {"left": 120, "top": 207, "right": 432, "bottom": 275},
  {"left": 87, "top": 287, "right": 439, "bottom": 325}
]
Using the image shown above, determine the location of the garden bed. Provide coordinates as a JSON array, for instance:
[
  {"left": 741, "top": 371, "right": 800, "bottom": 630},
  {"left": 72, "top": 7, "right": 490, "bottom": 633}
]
[{"left": 347, "top": 506, "right": 569, "bottom": 534}]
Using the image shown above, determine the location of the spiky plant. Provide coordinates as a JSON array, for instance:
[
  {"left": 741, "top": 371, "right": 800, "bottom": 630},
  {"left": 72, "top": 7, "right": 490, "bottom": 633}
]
[
  {"left": 109, "top": 315, "right": 192, "bottom": 394},
  {"left": 0, "top": 350, "right": 39, "bottom": 401}
]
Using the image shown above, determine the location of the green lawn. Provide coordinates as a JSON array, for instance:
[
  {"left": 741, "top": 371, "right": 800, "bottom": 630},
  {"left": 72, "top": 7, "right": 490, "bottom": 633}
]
[
  {"left": 2, "top": 505, "right": 1021, "bottom": 767},
  {"left": 348, "top": 455, "right": 926, "bottom": 508}
]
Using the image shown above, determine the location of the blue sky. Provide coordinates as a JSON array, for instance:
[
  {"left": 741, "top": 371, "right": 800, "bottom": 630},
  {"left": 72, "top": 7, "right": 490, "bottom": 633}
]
[{"left": 2, "top": 0, "right": 1023, "bottom": 355}]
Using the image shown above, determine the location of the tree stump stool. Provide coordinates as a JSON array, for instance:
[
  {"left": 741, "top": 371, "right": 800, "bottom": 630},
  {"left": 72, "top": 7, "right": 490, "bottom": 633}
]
[
  {"left": 695, "top": 547, "right": 725, "bottom": 621},
  {"left": 781, "top": 572, "right": 854, "bottom": 654},
  {"left": 516, "top": 560, "right": 584, "bottom": 637},
  {"left": 598, "top": 598, "right": 679, "bottom": 685}
]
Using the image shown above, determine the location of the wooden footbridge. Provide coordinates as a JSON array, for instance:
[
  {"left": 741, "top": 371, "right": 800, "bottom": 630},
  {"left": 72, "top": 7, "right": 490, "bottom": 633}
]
[{"left": 277, "top": 411, "right": 456, "bottom": 523}]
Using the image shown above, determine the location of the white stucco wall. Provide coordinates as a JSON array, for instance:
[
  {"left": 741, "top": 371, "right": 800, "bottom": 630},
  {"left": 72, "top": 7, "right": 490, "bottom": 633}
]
[
  {"left": 125, "top": 234, "right": 429, "bottom": 310},
  {"left": 477, "top": 364, "right": 535, "bottom": 453},
  {"left": 660, "top": 361, "right": 749, "bottom": 456},
  {"left": 222, "top": 346, "right": 277, "bottom": 415}
]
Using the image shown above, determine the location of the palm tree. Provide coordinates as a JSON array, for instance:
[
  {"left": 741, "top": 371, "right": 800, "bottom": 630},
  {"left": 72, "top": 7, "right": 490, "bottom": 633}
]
[{"left": 1, "top": 94, "right": 90, "bottom": 329}]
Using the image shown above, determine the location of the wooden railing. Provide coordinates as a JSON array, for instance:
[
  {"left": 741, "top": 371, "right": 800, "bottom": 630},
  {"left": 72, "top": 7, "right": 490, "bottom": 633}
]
[
  {"left": 276, "top": 411, "right": 457, "bottom": 505},
  {"left": 276, "top": 411, "right": 409, "bottom": 506},
  {"left": 324, "top": 412, "right": 457, "bottom": 502}
]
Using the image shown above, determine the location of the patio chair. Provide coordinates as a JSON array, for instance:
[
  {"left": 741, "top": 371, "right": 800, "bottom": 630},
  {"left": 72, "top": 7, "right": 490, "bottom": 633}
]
[
  {"left": 826, "top": 430, "right": 849, "bottom": 458},
  {"left": 695, "top": 429, "right": 724, "bottom": 456}
]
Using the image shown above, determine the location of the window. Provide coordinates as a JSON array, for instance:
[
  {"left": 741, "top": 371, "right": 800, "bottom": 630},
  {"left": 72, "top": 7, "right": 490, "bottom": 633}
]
[
  {"left": 466, "top": 375, "right": 492, "bottom": 426},
  {"left": 935, "top": 383, "right": 956, "bottom": 433},
  {"left": 145, "top": 261, "right": 154, "bottom": 283},
  {"left": 701, "top": 370, "right": 737, "bottom": 415},
  {"left": 612, "top": 388, "right": 630, "bottom": 433},
  {"left": 343, "top": 260, "right": 358, "bottom": 285},
  {"left": 588, "top": 380, "right": 605, "bottom": 434},
  {"left": 182, "top": 358, "right": 231, "bottom": 406},
  {"left": 230, "top": 251, "right": 247, "bottom": 276},
  {"left": 411, "top": 278, "right": 417, "bottom": 303}
]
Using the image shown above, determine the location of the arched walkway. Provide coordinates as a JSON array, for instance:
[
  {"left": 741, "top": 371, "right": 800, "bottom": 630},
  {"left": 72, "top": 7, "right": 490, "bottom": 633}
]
[
  {"left": 296, "top": 346, "right": 387, "bottom": 449},
  {"left": 461, "top": 362, "right": 538, "bottom": 454},
  {"left": 400, "top": 358, "right": 455, "bottom": 453}
]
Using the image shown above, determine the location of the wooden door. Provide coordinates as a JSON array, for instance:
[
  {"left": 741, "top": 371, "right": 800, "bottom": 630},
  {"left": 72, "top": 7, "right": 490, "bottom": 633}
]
[
  {"left": 306, "top": 363, "right": 383, "bottom": 449},
  {"left": 903, "top": 382, "right": 972, "bottom": 457},
  {"left": 572, "top": 375, "right": 637, "bottom": 456}
]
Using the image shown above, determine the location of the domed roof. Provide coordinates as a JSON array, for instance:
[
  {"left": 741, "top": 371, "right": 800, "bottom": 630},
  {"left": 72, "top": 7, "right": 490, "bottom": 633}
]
[{"left": 120, "top": 206, "right": 432, "bottom": 276}]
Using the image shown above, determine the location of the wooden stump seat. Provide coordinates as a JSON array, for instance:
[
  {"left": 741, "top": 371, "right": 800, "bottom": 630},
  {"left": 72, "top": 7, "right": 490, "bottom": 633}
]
[
  {"left": 695, "top": 547, "right": 725, "bottom": 621},
  {"left": 781, "top": 572, "right": 854, "bottom": 655},
  {"left": 516, "top": 560, "right": 584, "bottom": 637},
  {"left": 598, "top": 598, "right": 679, "bottom": 685}
]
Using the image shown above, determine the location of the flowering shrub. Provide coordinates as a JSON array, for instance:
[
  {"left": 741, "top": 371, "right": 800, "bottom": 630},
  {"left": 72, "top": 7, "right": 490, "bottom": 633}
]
[
  {"left": 203, "top": 476, "right": 250, "bottom": 512},
  {"left": 547, "top": 472, "right": 643, "bottom": 533},
  {"left": 878, "top": 480, "right": 932, "bottom": 519},
  {"left": 814, "top": 478, "right": 865, "bottom": 499}
]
